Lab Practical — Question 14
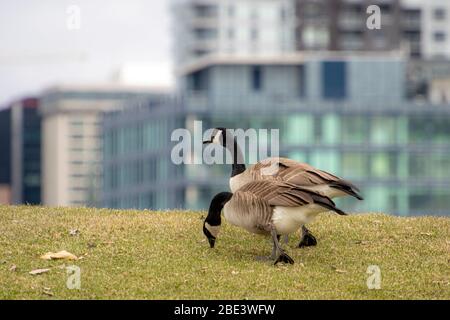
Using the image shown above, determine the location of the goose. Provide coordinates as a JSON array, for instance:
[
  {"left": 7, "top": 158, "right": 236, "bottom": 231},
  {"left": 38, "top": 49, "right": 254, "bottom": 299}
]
[
  {"left": 202, "top": 180, "right": 347, "bottom": 265},
  {"left": 203, "top": 127, "right": 363, "bottom": 247}
]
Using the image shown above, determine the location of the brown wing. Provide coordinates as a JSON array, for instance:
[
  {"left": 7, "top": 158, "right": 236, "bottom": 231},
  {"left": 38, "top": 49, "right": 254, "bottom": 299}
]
[
  {"left": 236, "top": 180, "right": 346, "bottom": 215},
  {"left": 247, "top": 157, "right": 362, "bottom": 200}
]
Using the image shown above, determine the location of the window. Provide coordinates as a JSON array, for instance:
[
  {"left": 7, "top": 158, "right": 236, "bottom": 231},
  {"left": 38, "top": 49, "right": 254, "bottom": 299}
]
[
  {"left": 298, "top": 65, "right": 306, "bottom": 97},
  {"left": 322, "top": 61, "right": 347, "bottom": 99},
  {"left": 434, "top": 8, "right": 446, "bottom": 20},
  {"left": 434, "top": 31, "right": 446, "bottom": 42},
  {"left": 228, "top": 5, "right": 234, "bottom": 17},
  {"left": 250, "top": 8, "right": 258, "bottom": 20},
  {"left": 251, "top": 66, "right": 263, "bottom": 91},
  {"left": 228, "top": 28, "right": 234, "bottom": 39},
  {"left": 250, "top": 28, "right": 259, "bottom": 41},
  {"left": 194, "top": 28, "right": 217, "bottom": 40},
  {"left": 280, "top": 7, "right": 286, "bottom": 21},
  {"left": 189, "top": 69, "right": 209, "bottom": 91}
]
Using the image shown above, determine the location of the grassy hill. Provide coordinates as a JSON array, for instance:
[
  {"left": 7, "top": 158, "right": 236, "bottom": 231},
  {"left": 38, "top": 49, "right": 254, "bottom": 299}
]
[{"left": 0, "top": 205, "right": 448, "bottom": 300}]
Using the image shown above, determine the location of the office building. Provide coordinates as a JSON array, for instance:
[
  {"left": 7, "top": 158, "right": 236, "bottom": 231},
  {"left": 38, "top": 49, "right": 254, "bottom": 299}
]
[
  {"left": 0, "top": 107, "right": 11, "bottom": 205},
  {"left": 0, "top": 98, "right": 42, "bottom": 205},
  {"left": 171, "top": 0, "right": 296, "bottom": 70},
  {"left": 294, "top": 0, "right": 450, "bottom": 59},
  {"left": 39, "top": 85, "right": 164, "bottom": 207}
]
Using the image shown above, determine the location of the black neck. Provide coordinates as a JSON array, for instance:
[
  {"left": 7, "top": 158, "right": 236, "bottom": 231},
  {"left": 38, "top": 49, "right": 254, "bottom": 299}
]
[
  {"left": 205, "top": 192, "right": 233, "bottom": 226},
  {"left": 222, "top": 130, "right": 246, "bottom": 178}
]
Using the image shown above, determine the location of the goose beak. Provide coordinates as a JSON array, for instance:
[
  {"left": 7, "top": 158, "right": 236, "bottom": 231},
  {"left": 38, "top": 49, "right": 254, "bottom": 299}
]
[
  {"left": 203, "top": 140, "right": 212, "bottom": 145},
  {"left": 208, "top": 237, "right": 215, "bottom": 248}
]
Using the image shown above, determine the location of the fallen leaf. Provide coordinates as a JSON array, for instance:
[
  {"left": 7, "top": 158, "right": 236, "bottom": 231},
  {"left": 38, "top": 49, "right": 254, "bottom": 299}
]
[
  {"left": 40, "top": 250, "right": 78, "bottom": 261},
  {"left": 420, "top": 232, "right": 433, "bottom": 236},
  {"left": 231, "top": 270, "right": 239, "bottom": 275},
  {"left": 9, "top": 264, "right": 17, "bottom": 272},
  {"left": 42, "top": 287, "right": 54, "bottom": 296},
  {"left": 331, "top": 266, "right": 347, "bottom": 273},
  {"left": 335, "top": 269, "right": 347, "bottom": 274},
  {"left": 29, "top": 268, "right": 50, "bottom": 275}
]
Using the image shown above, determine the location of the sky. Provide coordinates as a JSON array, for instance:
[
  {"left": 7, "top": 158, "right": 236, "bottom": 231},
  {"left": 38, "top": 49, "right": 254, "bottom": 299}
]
[{"left": 0, "top": 0, "right": 173, "bottom": 107}]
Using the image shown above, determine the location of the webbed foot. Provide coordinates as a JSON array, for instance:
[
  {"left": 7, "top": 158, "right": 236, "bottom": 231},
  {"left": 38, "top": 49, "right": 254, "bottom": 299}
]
[{"left": 274, "top": 251, "right": 294, "bottom": 265}]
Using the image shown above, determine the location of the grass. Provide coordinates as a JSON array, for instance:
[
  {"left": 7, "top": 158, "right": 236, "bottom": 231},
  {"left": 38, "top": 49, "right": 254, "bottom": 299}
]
[{"left": 0, "top": 205, "right": 449, "bottom": 300}]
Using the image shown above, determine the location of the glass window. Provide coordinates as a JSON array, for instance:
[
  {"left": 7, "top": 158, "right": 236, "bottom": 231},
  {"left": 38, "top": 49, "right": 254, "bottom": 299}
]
[
  {"left": 251, "top": 66, "right": 263, "bottom": 91},
  {"left": 228, "top": 5, "right": 234, "bottom": 17},
  {"left": 342, "top": 152, "right": 367, "bottom": 178},
  {"left": 341, "top": 116, "right": 367, "bottom": 144},
  {"left": 434, "top": 31, "right": 446, "bottom": 42},
  {"left": 250, "top": 28, "right": 259, "bottom": 41},
  {"left": 434, "top": 8, "right": 446, "bottom": 20},
  {"left": 322, "top": 61, "right": 347, "bottom": 99},
  {"left": 371, "top": 153, "right": 396, "bottom": 178},
  {"left": 371, "top": 116, "right": 396, "bottom": 145}
]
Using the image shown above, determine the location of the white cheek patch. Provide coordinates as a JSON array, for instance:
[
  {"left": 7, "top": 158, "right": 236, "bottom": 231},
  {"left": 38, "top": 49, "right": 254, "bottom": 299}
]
[
  {"left": 212, "top": 130, "right": 222, "bottom": 145},
  {"left": 205, "top": 222, "right": 221, "bottom": 238}
]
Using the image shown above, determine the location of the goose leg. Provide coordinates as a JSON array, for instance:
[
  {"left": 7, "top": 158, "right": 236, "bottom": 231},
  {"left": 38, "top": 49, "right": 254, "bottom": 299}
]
[
  {"left": 256, "top": 235, "right": 281, "bottom": 261},
  {"left": 298, "top": 225, "right": 317, "bottom": 248},
  {"left": 270, "top": 226, "right": 294, "bottom": 265},
  {"left": 270, "top": 235, "right": 281, "bottom": 259}
]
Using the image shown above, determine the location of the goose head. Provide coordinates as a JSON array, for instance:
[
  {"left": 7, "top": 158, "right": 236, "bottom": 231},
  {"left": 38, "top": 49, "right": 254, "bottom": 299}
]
[
  {"left": 203, "top": 127, "right": 227, "bottom": 146},
  {"left": 203, "top": 191, "right": 233, "bottom": 248}
]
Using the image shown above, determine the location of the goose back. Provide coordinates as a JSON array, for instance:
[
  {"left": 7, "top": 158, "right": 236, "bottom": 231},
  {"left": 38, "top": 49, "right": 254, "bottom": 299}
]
[{"left": 230, "top": 157, "right": 361, "bottom": 200}]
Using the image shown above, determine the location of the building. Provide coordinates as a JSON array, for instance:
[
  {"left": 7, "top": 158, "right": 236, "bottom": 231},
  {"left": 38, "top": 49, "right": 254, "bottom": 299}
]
[
  {"left": 294, "top": 0, "right": 450, "bottom": 59},
  {"left": 295, "top": 0, "right": 402, "bottom": 52},
  {"left": 102, "top": 52, "right": 450, "bottom": 216},
  {"left": 411, "top": 0, "right": 450, "bottom": 60},
  {"left": 39, "top": 85, "right": 166, "bottom": 207},
  {"left": 0, "top": 98, "right": 42, "bottom": 205},
  {"left": 102, "top": 96, "right": 184, "bottom": 209},
  {"left": 171, "top": 0, "right": 296, "bottom": 70},
  {"left": 0, "top": 107, "right": 11, "bottom": 205}
]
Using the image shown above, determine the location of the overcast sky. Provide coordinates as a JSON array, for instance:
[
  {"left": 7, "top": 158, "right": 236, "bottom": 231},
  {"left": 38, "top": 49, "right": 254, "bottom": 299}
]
[{"left": 0, "top": 0, "right": 172, "bottom": 107}]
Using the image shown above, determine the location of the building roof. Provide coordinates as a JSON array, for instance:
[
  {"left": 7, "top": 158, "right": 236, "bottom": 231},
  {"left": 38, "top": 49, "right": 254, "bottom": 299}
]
[{"left": 177, "top": 50, "right": 407, "bottom": 75}]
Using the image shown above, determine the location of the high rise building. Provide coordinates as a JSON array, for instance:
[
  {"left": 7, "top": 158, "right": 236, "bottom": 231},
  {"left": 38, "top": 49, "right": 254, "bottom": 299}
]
[
  {"left": 0, "top": 98, "right": 41, "bottom": 205},
  {"left": 295, "top": 0, "right": 402, "bottom": 52},
  {"left": 405, "top": 0, "right": 450, "bottom": 60},
  {"left": 0, "top": 107, "right": 12, "bottom": 205},
  {"left": 39, "top": 85, "right": 164, "bottom": 207},
  {"left": 294, "top": 0, "right": 450, "bottom": 59},
  {"left": 171, "top": 0, "right": 296, "bottom": 70}
]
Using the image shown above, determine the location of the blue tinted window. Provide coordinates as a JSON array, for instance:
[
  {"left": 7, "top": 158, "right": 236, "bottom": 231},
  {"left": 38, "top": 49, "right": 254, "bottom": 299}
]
[
  {"left": 251, "top": 66, "right": 263, "bottom": 91},
  {"left": 322, "top": 61, "right": 346, "bottom": 99}
]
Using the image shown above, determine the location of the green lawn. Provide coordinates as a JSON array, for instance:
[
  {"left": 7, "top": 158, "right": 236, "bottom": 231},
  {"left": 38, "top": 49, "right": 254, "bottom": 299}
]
[{"left": 0, "top": 205, "right": 448, "bottom": 299}]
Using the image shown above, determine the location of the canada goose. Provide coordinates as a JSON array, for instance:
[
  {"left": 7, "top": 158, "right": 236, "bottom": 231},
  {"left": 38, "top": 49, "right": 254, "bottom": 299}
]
[
  {"left": 203, "top": 127, "right": 363, "bottom": 247},
  {"left": 203, "top": 180, "right": 347, "bottom": 265}
]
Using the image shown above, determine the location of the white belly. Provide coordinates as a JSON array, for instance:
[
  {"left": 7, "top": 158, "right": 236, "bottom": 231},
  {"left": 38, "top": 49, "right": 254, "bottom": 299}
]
[{"left": 271, "top": 204, "right": 324, "bottom": 235}]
